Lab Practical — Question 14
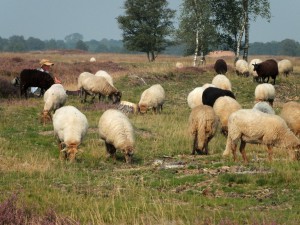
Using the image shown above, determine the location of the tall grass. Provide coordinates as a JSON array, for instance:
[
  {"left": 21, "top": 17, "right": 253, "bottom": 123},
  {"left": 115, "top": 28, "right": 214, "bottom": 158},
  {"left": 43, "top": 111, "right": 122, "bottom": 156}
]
[{"left": 0, "top": 52, "right": 300, "bottom": 224}]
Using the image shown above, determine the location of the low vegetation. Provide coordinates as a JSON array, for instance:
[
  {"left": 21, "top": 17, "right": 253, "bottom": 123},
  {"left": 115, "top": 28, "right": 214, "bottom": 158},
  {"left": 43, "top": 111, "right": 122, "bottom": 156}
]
[{"left": 0, "top": 52, "right": 300, "bottom": 224}]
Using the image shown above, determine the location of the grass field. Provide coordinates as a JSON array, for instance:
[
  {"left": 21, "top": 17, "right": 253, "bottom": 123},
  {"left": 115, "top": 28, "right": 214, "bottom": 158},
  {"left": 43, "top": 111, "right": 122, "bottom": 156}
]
[{"left": 0, "top": 52, "right": 300, "bottom": 224}]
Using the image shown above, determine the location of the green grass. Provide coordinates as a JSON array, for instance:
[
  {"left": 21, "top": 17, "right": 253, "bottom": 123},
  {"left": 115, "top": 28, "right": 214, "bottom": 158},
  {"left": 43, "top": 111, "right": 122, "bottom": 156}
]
[{"left": 0, "top": 56, "right": 300, "bottom": 224}]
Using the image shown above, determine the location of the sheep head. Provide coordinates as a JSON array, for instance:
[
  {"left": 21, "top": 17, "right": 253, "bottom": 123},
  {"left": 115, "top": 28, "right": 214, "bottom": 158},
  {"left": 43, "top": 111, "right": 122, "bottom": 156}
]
[
  {"left": 123, "top": 146, "right": 134, "bottom": 164},
  {"left": 111, "top": 91, "right": 122, "bottom": 104},
  {"left": 40, "top": 110, "right": 52, "bottom": 126},
  {"left": 138, "top": 104, "right": 148, "bottom": 114},
  {"left": 60, "top": 143, "right": 79, "bottom": 162}
]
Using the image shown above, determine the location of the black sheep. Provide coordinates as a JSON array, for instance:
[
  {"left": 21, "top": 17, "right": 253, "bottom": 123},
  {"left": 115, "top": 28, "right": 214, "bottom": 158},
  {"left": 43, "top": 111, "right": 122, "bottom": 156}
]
[
  {"left": 19, "top": 69, "right": 54, "bottom": 98},
  {"left": 202, "top": 87, "right": 235, "bottom": 107},
  {"left": 253, "top": 59, "right": 279, "bottom": 85},
  {"left": 214, "top": 59, "right": 227, "bottom": 74}
]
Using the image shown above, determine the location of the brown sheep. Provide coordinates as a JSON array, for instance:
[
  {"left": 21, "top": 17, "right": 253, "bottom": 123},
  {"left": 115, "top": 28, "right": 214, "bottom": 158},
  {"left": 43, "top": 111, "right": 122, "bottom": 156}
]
[
  {"left": 253, "top": 59, "right": 279, "bottom": 85},
  {"left": 214, "top": 59, "right": 227, "bottom": 74}
]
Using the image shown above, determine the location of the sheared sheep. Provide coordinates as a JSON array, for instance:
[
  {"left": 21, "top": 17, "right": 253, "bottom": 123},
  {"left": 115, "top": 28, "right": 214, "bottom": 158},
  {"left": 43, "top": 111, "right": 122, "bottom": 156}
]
[
  {"left": 202, "top": 87, "right": 235, "bottom": 107},
  {"left": 81, "top": 75, "right": 122, "bottom": 104},
  {"left": 211, "top": 74, "right": 232, "bottom": 91},
  {"left": 98, "top": 109, "right": 135, "bottom": 163},
  {"left": 253, "top": 59, "right": 279, "bottom": 84},
  {"left": 41, "top": 84, "right": 67, "bottom": 125},
  {"left": 213, "top": 96, "right": 241, "bottom": 135},
  {"left": 138, "top": 84, "right": 165, "bottom": 114},
  {"left": 235, "top": 59, "right": 249, "bottom": 77},
  {"left": 280, "top": 101, "right": 300, "bottom": 136},
  {"left": 249, "top": 58, "right": 262, "bottom": 82},
  {"left": 254, "top": 83, "right": 275, "bottom": 106},
  {"left": 214, "top": 59, "right": 227, "bottom": 74},
  {"left": 118, "top": 100, "right": 138, "bottom": 114},
  {"left": 189, "top": 105, "right": 219, "bottom": 155},
  {"left": 223, "top": 109, "right": 300, "bottom": 162},
  {"left": 278, "top": 59, "right": 293, "bottom": 77},
  {"left": 53, "top": 106, "right": 89, "bottom": 162},
  {"left": 19, "top": 69, "right": 54, "bottom": 98},
  {"left": 252, "top": 101, "right": 275, "bottom": 115}
]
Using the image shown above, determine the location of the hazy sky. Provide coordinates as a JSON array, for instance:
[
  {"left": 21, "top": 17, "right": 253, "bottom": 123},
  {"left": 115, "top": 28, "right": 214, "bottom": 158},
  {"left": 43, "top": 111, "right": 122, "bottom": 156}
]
[{"left": 0, "top": 0, "right": 299, "bottom": 43}]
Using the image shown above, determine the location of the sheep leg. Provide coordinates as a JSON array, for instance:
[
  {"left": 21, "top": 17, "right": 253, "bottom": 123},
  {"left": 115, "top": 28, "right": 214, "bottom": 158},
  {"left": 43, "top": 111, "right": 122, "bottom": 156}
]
[
  {"left": 266, "top": 145, "right": 273, "bottom": 161},
  {"left": 239, "top": 140, "right": 248, "bottom": 163},
  {"left": 192, "top": 131, "right": 198, "bottom": 155},
  {"left": 203, "top": 140, "right": 209, "bottom": 155},
  {"left": 105, "top": 142, "right": 116, "bottom": 161}
]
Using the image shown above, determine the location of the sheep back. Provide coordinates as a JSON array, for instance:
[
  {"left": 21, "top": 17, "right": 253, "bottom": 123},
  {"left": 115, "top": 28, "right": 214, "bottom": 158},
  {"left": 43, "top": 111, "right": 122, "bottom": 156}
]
[
  {"left": 254, "top": 83, "right": 275, "bottom": 105},
  {"left": 187, "top": 87, "right": 204, "bottom": 109},
  {"left": 43, "top": 84, "right": 67, "bottom": 112},
  {"left": 211, "top": 74, "right": 232, "bottom": 91},
  {"left": 202, "top": 87, "right": 235, "bottom": 107},
  {"left": 235, "top": 59, "right": 249, "bottom": 77},
  {"left": 138, "top": 84, "right": 165, "bottom": 113},
  {"left": 95, "top": 70, "right": 114, "bottom": 86},
  {"left": 278, "top": 59, "right": 293, "bottom": 77},
  {"left": 214, "top": 59, "right": 227, "bottom": 74},
  {"left": 98, "top": 109, "right": 134, "bottom": 163},
  {"left": 280, "top": 101, "right": 300, "bottom": 136}
]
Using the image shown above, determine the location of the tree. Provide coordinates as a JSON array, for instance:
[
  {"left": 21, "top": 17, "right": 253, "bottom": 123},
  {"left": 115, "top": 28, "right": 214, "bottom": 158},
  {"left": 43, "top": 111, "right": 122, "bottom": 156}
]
[
  {"left": 64, "top": 33, "right": 84, "bottom": 49},
  {"left": 26, "top": 37, "right": 45, "bottom": 51},
  {"left": 177, "top": 0, "right": 218, "bottom": 66},
  {"left": 7, "top": 35, "right": 27, "bottom": 52},
  {"left": 117, "top": 0, "right": 175, "bottom": 62},
  {"left": 76, "top": 40, "right": 88, "bottom": 51}
]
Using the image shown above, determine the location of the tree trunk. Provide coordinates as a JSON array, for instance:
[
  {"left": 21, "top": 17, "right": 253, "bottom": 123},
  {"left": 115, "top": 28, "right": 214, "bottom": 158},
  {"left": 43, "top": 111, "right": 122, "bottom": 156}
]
[
  {"left": 193, "top": 30, "right": 199, "bottom": 67},
  {"left": 235, "top": 18, "right": 246, "bottom": 63},
  {"left": 243, "top": 0, "right": 249, "bottom": 62}
]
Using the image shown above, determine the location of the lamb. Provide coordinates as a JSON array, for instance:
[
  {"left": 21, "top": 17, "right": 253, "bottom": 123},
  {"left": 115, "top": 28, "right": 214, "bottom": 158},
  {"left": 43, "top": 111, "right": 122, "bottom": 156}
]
[
  {"left": 188, "top": 105, "right": 219, "bottom": 155},
  {"left": 213, "top": 96, "right": 241, "bottom": 135},
  {"left": 41, "top": 84, "right": 68, "bottom": 125},
  {"left": 81, "top": 75, "right": 122, "bottom": 104},
  {"left": 278, "top": 59, "right": 293, "bottom": 77},
  {"left": 253, "top": 59, "right": 279, "bottom": 84},
  {"left": 214, "top": 59, "right": 227, "bottom": 74},
  {"left": 98, "top": 109, "right": 135, "bottom": 163},
  {"left": 280, "top": 101, "right": 300, "bottom": 136},
  {"left": 138, "top": 84, "right": 165, "bottom": 114},
  {"left": 252, "top": 101, "right": 275, "bottom": 115},
  {"left": 202, "top": 87, "right": 235, "bottom": 107},
  {"left": 211, "top": 74, "right": 232, "bottom": 91},
  {"left": 95, "top": 70, "right": 114, "bottom": 86},
  {"left": 223, "top": 109, "right": 300, "bottom": 162},
  {"left": 249, "top": 58, "right": 262, "bottom": 82},
  {"left": 19, "top": 69, "right": 54, "bottom": 98},
  {"left": 53, "top": 106, "right": 89, "bottom": 162},
  {"left": 235, "top": 59, "right": 249, "bottom": 77},
  {"left": 254, "top": 83, "right": 275, "bottom": 106}
]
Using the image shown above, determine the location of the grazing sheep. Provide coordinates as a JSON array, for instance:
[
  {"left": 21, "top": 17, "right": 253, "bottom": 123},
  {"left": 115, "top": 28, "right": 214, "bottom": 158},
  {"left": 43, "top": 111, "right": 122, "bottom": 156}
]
[
  {"left": 187, "top": 87, "right": 204, "bottom": 109},
  {"left": 138, "top": 84, "right": 165, "bottom": 114},
  {"left": 223, "top": 109, "right": 300, "bottom": 162},
  {"left": 280, "top": 101, "right": 300, "bottom": 136},
  {"left": 189, "top": 105, "right": 219, "bottom": 155},
  {"left": 90, "top": 57, "right": 96, "bottom": 62},
  {"left": 214, "top": 59, "right": 227, "bottom": 74},
  {"left": 41, "top": 84, "right": 68, "bottom": 125},
  {"left": 211, "top": 74, "right": 232, "bottom": 91},
  {"left": 252, "top": 101, "right": 275, "bottom": 115},
  {"left": 254, "top": 83, "right": 275, "bottom": 106},
  {"left": 98, "top": 109, "right": 134, "bottom": 163},
  {"left": 78, "top": 72, "right": 94, "bottom": 97},
  {"left": 253, "top": 59, "right": 279, "bottom": 84},
  {"left": 235, "top": 59, "right": 249, "bottom": 77},
  {"left": 213, "top": 96, "right": 241, "bottom": 135},
  {"left": 249, "top": 58, "right": 262, "bottom": 82},
  {"left": 118, "top": 100, "right": 138, "bottom": 114},
  {"left": 81, "top": 75, "right": 122, "bottom": 104},
  {"left": 19, "top": 69, "right": 54, "bottom": 98},
  {"left": 278, "top": 59, "right": 293, "bottom": 77},
  {"left": 202, "top": 87, "right": 235, "bottom": 107},
  {"left": 53, "top": 106, "right": 89, "bottom": 162},
  {"left": 176, "top": 62, "right": 184, "bottom": 69}
]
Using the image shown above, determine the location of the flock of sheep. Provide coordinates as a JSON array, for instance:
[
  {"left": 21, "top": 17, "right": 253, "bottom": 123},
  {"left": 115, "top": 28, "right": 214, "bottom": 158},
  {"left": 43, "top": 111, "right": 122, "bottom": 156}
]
[
  {"left": 34, "top": 57, "right": 299, "bottom": 164},
  {"left": 188, "top": 57, "right": 299, "bottom": 162}
]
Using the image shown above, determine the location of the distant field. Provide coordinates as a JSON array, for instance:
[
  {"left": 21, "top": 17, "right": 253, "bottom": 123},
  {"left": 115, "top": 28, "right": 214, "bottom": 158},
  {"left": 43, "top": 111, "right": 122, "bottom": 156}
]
[{"left": 0, "top": 52, "right": 300, "bottom": 224}]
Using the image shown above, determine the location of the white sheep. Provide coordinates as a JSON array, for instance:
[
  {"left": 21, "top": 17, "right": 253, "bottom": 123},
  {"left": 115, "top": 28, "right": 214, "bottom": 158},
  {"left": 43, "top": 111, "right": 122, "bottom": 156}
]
[
  {"left": 118, "top": 100, "right": 138, "bottom": 114},
  {"left": 249, "top": 58, "right": 262, "bottom": 81},
  {"left": 202, "top": 83, "right": 216, "bottom": 89},
  {"left": 235, "top": 59, "right": 249, "bottom": 77},
  {"left": 138, "top": 84, "right": 165, "bottom": 114},
  {"left": 278, "top": 59, "right": 293, "bottom": 77},
  {"left": 95, "top": 70, "right": 114, "bottom": 86},
  {"left": 53, "top": 105, "right": 89, "bottom": 162},
  {"left": 213, "top": 96, "right": 241, "bottom": 135},
  {"left": 78, "top": 72, "right": 94, "bottom": 97},
  {"left": 176, "top": 62, "right": 184, "bottom": 69},
  {"left": 252, "top": 101, "right": 275, "bottom": 115},
  {"left": 223, "top": 109, "right": 300, "bottom": 162},
  {"left": 41, "top": 84, "right": 68, "bottom": 125},
  {"left": 90, "top": 57, "right": 96, "bottom": 62},
  {"left": 81, "top": 75, "right": 122, "bottom": 104},
  {"left": 254, "top": 83, "right": 275, "bottom": 106},
  {"left": 211, "top": 74, "right": 232, "bottom": 91},
  {"left": 187, "top": 87, "right": 204, "bottom": 109},
  {"left": 188, "top": 105, "right": 219, "bottom": 155},
  {"left": 280, "top": 101, "right": 300, "bottom": 136},
  {"left": 98, "top": 109, "right": 135, "bottom": 163}
]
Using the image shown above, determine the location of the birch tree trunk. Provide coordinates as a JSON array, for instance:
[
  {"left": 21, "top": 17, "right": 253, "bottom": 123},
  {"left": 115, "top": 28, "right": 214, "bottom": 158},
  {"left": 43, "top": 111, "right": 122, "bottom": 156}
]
[
  {"left": 235, "top": 17, "right": 246, "bottom": 63},
  {"left": 193, "top": 30, "right": 199, "bottom": 67},
  {"left": 243, "top": 0, "right": 249, "bottom": 61}
]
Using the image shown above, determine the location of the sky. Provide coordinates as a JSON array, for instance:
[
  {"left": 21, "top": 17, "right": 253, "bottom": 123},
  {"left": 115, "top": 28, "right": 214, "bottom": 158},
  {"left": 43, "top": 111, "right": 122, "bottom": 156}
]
[{"left": 0, "top": 0, "right": 299, "bottom": 43}]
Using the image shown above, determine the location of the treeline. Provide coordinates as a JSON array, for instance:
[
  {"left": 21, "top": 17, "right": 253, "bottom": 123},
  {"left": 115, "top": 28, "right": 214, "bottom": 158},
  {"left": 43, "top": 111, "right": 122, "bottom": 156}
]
[{"left": 0, "top": 35, "right": 299, "bottom": 56}]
